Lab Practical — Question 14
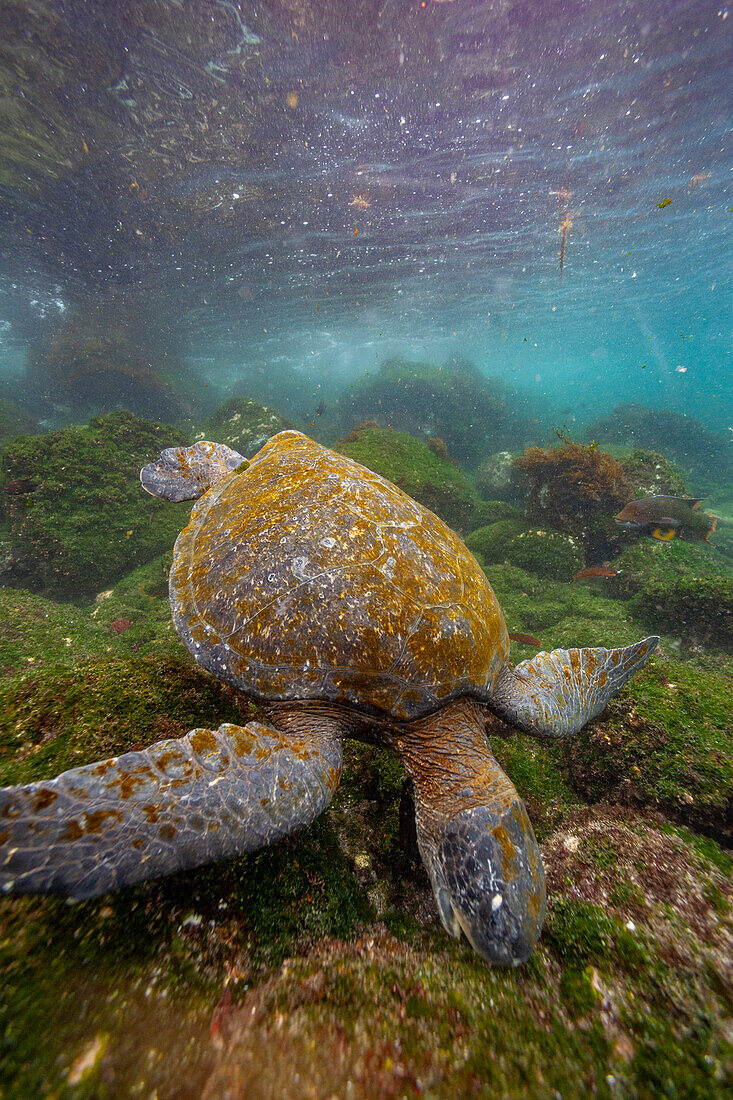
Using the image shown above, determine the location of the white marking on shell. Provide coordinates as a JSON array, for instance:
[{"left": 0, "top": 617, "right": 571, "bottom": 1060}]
[
  {"left": 491, "top": 894, "right": 503, "bottom": 911},
  {"left": 321, "top": 537, "right": 336, "bottom": 549}
]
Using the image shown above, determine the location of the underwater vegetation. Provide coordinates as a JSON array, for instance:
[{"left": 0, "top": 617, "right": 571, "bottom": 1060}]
[
  {"left": 0, "top": 399, "right": 37, "bottom": 449},
  {"left": 513, "top": 435, "right": 634, "bottom": 561},
  {"left": 0, "top": 411, "right": 190, "bottom": 597},
  {"left": 467, "top": 519, "right": 585, "bottom": 581},
  {"left": 337, "top": 356, "right": 536, "bottom": 467}
]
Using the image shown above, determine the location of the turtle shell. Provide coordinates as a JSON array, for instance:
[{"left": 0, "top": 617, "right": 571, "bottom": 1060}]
[{"left": 170, "top": 431, "right": 509, "bottom": 720}]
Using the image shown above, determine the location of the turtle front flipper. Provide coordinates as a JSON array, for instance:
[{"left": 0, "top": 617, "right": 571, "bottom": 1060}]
[
  {"left": 140, "top": 441, "right": 245, "bottom": 502},
  {"left": 488, "top": 636, "right": 659, "bottom": 738},
  {"left": 0, "top": 714, "right": 343, "bottom": 899}
]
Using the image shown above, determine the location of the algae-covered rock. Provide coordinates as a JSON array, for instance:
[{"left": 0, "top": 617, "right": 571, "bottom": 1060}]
[
  {"left": 1, "top": 639, "right": 731, "bottom": 1096},
  {"left": 338, "top": 357, "right": 534, "bottom": 468},
  {"left": 630, "top": 574, "right": 733, "bottom": 648},
  {"left": 565, "top": 658, "right": 733, "bottom": 844},
  {"left": 467, "top": 520, "right": 584, "bottom": 580},
  {"left": 586, "top": 402, "right": 733, "bottom": 496},
  {"left": 0, "top": 654, "right": 255, "bottom": 788},
  {"left": 475, "top": 450, "right": 522, "bottom": 501},
  {"left": 196, "top": 396, "right": 293, "bottom": 458},
  {"left": 336, "top": 423, "right": 480, "bottom": 532},
  {"left": 89, "top": 552, "right": 185, "bottom": 658},
  {"left": 0, "top": 587, "right": 110, "bottom": 674},
  {"left": 610, "top": 539, "right": 733, "bottom": 647},
  {"left": 0, "top": 411, "right": 191, "bottom": 597},
  {"left": 618, "top": 448, "right": 688, "bottom": 497},
  {"left": 200, "top": 809, "right": 730, "bottom": 1100}
]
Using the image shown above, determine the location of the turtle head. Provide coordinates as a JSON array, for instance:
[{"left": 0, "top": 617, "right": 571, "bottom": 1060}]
[
  {"left": 418, "top": 799, "right": 546, "bottom": 967},
  {"left": 396, "top": 700, "right": 546, "bottom": 967}
]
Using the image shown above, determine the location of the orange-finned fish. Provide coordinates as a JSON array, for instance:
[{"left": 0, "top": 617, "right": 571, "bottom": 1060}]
[
  {"left": 558, "top": 214, "right": 572, "bottom": 275},
  {"left": 614, "top": 495, "right": 717, "bottom": 543},
  {"left": 572, "top": 567, "right": 619, "bottom": 582},
  {"left": 508, "top": 632, "right": 543, "bottom": 646}
]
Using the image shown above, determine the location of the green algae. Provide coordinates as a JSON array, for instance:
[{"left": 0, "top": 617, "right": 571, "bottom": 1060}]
[
  {"left": 1, "top": 411, "right": 191, "bottom": 598},
  {"left": 0, "top": 655, "right": 255, "bottom": 787},
  {"left": 0, "top": 586, "right": 110, "bottom": 674},
  {"left": 565, "top": 658, "right": 733, "bottom": 844},
  {"left": 337, "top": 356, "right": 531, "bottom": 468},
  {"left": 89, "top": 552, "right": 185, "bottom": 658},
  {"left": 490, "top": 728, "right": 584, "bottom": 841},
  {"left": 467, "top": 521, "right": 585, "bottom": 580},
  {"left": 336, "top": 424, "right": 480, "bottom": 531}
]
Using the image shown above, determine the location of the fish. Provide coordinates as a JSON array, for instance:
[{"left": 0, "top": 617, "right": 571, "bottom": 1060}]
[
  {"left": 614, "top": 495, "right": 717, "bottom": 543},
  {"left": 508, "top": 632, "right": 543, "bottom": 646},
  {"left": 109, "top": 618, "right": 132, "bottom": 634},
  {"left": 572, "top": 567, "right": 619, "bottom": 582}
]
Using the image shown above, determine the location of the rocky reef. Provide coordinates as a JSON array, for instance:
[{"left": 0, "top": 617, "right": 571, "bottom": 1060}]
[
  {"left": 0, "top": 411, "right": 190, "bottom": 597},
  {"left": 513, "top": 435, "right": 633, "bottom": 562},
  {"left": 0, "top": 413, "right": 731, "bottom": 1098},
  {"left": 337, "top": 357, "right": 536, "bottom": 468},
  {"left": 194, "top": 395, "right": 293, "bottom": 459},
  {"left": 585, "top": 403, "right": 733, "bottom": 499}
]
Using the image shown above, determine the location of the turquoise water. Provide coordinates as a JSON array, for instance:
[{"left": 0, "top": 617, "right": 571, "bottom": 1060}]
[{"left": 0, "top": 0, "right": 729, "bottom": 435}]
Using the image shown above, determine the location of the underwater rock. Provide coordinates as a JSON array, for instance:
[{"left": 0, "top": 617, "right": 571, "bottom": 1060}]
[
  {"left": 337, "top": 357, "right": 535, "bottom": 468},
  {"left": 23, "top": 316, "right": 200, "bottom": 426},
  {"left": 608, "top": 539, "right": 732, "bottom": 646},
  {"left": 466, "top": 520, "right": 584, "bottom": 580},
  {"left": 199, "top": 808, "right": 731, "bottom": 1099},
  {"left": 198, "top": 396, "right": 293, "bottom": 458},
  {"left": 0, "top": 586, "right": 110, "bottom": 674},
  {"left": 617, "top": 448, "right": 688, "bottom": 498},
  {"left": 0, "top": 411, "right": 191, "bottom": 597},
  {"left": 629, "top": 575, "right": 733, "bottom": 648},
  {"left": 514, "top": 437, "right": 633, "bottom": 561},
  {"left": 475, "top": 450, "right": 522, "bottom": 501},
  {"left": 565, "top": 658, "right": 733, "bottom": 844},
  {"left": 336, "top": 423, "right": 481, "bottom": 532},
  {"left": 586, "top": 403, "right": 733, "bottom": 496}
]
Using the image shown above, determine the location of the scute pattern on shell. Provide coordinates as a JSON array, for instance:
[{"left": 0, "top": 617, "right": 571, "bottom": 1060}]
[{"left": 170, "top": 431, "right": 509, "bottom": 720}]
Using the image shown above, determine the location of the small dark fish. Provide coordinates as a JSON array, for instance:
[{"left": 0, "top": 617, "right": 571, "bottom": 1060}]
[
  {"left": 508, "top": 632, "right": 543, "bottom": 646},
  {"left": 614, "top": 495, "right": 717, "bottom": 543},
  {"left": 109, "top": 618, "right": 132, "bottom": 634},
  {"left": 573, "top": 567, "right": 618, "bottom": 582},
  {"left": 4, "top": 478, "right": 36, "bottom": 494}
]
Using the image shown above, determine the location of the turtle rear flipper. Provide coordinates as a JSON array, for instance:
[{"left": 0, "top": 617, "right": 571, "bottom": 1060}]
[
  {"left": 141, "top": 441, "right": 245, "bottom": 502},
  {"left": 488, "top": 636, "right": 658, "bottom": 739},
  {"left": 0, "top": 715, "right": 343, "bottom": 899}
]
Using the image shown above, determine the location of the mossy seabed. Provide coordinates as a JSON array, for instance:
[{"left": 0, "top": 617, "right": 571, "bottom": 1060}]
[{"left": 0, "top": 421, "right": 731, "bottom": 1097}]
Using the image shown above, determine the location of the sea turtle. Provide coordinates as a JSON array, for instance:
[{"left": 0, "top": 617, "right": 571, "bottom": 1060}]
[{"left": 0, "top": 431, "right": 657, "bottom": 965}]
